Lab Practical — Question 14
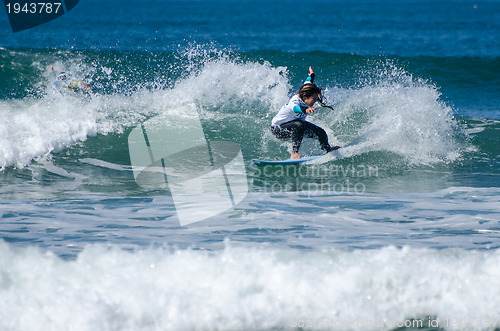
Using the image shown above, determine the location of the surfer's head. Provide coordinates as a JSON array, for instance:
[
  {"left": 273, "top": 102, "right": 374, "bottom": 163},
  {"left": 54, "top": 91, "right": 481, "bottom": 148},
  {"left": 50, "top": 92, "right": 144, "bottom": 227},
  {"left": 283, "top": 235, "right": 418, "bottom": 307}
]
[
  {"left": 298, "top": 83, "right": 328, "bottom": 107},
  {"left": 57, "top": 72, "right": 67, "bottom": 80}
]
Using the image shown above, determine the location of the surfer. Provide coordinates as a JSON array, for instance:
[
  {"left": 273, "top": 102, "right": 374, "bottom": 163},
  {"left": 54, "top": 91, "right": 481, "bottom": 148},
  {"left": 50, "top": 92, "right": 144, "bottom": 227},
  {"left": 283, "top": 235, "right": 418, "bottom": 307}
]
[
  {"left": 271, "top": 66, "right": 339, "bottom": 159},
  {"left": 50, "top": 66, "right": 92, "bottom": 95}
]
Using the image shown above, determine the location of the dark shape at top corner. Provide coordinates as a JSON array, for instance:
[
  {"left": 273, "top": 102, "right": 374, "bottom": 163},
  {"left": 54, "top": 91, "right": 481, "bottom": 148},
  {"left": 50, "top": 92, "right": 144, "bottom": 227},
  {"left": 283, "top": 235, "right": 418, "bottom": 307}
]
[
  {"left": 5, "top": 0, "right": 81, "bottom": 33},
  {"left": 64, "top": 0, "right": 79, "bottom": 12}
]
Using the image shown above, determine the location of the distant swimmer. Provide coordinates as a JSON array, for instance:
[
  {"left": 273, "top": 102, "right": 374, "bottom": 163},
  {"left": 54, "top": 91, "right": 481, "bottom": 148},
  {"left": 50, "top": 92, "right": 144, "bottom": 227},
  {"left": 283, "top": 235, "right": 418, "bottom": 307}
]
[
  {"left": 271, "top": 66, "right": 340, "bottom": 159},
  {"left": 50, "top": 67, "right": 92, "bottom": 95}
]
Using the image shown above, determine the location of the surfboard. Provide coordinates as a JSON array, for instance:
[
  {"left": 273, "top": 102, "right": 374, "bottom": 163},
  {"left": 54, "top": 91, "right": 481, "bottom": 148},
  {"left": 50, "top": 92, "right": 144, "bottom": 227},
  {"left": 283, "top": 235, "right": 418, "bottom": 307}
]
[
  {"left": 66, "top": 81, "right": 92, "bottom": 93},
  {"left": 252, "top": 146, "right": 347, "bottom": 166},
  {"left": 252, "top": 154, "right": 324, "bottom": 166}
]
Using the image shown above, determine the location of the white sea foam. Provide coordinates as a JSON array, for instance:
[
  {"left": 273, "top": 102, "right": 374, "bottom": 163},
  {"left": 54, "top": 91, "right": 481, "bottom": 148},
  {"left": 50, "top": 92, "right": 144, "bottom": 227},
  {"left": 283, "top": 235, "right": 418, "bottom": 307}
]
[
  {"left": 0, "top": 240, "right": 499, "bottom": 331},
  {"left": 0, "top": 54, "right": 289, "bottom": 170},
  {"left": 319, "top": 63, "right": 465, "bottom": 165}
]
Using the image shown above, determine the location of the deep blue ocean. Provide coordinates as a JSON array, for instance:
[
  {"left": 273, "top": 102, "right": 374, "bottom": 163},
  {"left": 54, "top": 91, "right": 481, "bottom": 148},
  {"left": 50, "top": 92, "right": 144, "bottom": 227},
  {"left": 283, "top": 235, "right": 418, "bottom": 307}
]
[{"left": 1, "top": 1, "right": 499, "bottom": 330}]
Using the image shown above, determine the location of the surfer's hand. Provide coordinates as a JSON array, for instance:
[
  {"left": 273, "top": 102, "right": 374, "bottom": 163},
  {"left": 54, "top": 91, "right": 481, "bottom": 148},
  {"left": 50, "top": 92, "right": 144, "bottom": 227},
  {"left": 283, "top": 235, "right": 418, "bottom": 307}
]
[
  {"left": 309, "top": 66, "right": 314, "bottom": 75},
  {"left": 305, "top": 107, "right": 316, "bottom": 113}
]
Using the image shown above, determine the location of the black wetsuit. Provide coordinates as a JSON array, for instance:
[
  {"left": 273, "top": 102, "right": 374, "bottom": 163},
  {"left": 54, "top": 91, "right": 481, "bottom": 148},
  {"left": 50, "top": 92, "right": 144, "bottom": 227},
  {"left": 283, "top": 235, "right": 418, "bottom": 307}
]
[{"left": 271, "top": 120, "right": 333, "bottom": 154}]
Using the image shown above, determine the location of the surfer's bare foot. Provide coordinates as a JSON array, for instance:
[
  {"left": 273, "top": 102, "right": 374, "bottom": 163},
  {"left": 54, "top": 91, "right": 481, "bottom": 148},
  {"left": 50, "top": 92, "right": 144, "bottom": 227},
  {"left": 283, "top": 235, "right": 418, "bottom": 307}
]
[{"left": 291, "top": 153, "right": 301, "bottom": 159}]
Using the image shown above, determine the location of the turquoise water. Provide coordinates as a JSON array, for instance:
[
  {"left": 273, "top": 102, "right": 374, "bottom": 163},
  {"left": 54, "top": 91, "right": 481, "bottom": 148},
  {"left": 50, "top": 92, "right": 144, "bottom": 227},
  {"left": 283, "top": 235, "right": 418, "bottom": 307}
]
[{"left": 0, "top": 1, "right": 499, "bottom": 330}]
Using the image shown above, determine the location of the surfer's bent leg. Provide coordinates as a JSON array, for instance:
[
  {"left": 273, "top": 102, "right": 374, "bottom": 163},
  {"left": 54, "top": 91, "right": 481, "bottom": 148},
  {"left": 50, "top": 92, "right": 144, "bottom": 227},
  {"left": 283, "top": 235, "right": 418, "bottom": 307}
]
[
  {"left": 271, "top": 120, "right": 307, "bottom": 154},
  {"left": 303, "top": 122, "right": 334, "bottom": 152}
]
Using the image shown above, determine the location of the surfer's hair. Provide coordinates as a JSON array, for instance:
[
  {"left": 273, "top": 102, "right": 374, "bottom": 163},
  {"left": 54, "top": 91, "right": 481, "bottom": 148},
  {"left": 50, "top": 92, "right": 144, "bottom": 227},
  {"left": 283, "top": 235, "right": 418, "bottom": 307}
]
[{"left": 297, "top": 83, "right": 334, "bottom": 110}]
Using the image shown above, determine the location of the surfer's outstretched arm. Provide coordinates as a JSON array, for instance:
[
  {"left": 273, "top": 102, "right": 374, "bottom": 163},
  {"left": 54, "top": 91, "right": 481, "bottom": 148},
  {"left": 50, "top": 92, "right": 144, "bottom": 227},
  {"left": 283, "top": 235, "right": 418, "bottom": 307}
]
[{"left": 304, "top": 66, "right": 315, "bottom": 84}]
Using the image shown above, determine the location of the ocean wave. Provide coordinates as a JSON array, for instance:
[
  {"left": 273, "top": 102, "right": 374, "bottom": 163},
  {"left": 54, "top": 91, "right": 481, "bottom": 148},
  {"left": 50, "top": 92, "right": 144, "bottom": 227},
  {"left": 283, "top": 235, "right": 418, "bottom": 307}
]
[
  {"left": 0, "top": 48, "right": 475, "bottom": 170},
  {"left": 1, "top": 240, "right": 499, "bottom": 331}
]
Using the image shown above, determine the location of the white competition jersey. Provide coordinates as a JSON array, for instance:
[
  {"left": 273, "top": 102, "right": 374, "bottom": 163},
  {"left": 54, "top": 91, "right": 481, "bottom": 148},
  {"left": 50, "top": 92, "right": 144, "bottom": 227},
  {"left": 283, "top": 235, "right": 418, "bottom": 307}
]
[{"left": 271, "top": 94, "right": 309, "bottom": 126}]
